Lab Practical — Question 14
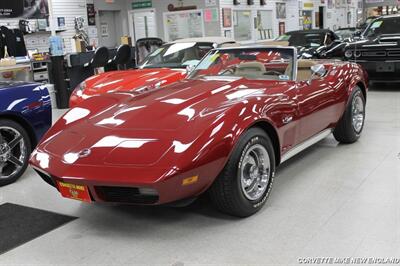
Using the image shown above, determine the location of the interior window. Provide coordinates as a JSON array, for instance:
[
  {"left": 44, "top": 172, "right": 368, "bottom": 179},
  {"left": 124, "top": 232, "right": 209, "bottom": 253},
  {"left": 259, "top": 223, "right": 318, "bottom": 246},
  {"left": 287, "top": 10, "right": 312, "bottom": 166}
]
[
  {"left": 233, "top": 10, "right": 252, "bottom": 41},
  {"left": 139, "top": 42, "right": 214, "bottom": 69}
]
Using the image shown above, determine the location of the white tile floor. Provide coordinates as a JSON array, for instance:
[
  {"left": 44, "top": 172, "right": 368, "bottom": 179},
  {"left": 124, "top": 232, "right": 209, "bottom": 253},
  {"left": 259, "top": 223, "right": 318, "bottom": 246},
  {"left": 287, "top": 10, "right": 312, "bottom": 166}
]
[{"left": 0, "top": 85, "right": 399, "bottom": 265}]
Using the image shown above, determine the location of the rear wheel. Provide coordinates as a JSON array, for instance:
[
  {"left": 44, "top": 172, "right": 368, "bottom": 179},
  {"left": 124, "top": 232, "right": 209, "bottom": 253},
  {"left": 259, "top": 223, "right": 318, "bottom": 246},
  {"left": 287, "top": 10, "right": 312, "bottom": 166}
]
[
  {"left": 333, "top": 86, "right": 365, "bottom": 144},
  {"left": 209, "top": 128, "right": 276, "bottom": 217},
  {"left": 0, "top": 119, "right": 31, "bottom": 186}
]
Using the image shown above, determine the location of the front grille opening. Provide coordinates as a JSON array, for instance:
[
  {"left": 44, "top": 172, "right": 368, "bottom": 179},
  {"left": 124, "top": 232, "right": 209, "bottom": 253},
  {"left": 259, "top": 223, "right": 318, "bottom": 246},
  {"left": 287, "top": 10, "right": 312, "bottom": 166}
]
[
  {"left": 362, "top": 51, "right": 386, "bottom": 57},
  {"left": 94, "top": 186, "right": 159, "bottom": 204},
  {"left": 34, "top": 169, "right": 57, "bottom": 189}
]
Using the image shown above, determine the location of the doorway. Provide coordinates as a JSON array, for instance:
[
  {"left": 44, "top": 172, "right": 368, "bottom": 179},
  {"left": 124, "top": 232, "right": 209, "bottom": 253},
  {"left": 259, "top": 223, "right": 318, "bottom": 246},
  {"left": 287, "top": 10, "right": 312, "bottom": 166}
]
[
  {"left": 98, "top": 11, "right": 120, "bottom": 48},
  {"left": 128, "top": 9, "right": 158, "bottom": 42},
  {"left": 319, "top": 6, "right": 325, "bottom": 29}
]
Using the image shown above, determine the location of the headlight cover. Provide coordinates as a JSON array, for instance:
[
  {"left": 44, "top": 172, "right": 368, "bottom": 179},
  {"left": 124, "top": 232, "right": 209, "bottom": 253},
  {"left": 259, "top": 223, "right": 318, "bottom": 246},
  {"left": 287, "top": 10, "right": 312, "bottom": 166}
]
[{"left": 344, "top": 50, "right": 353, "bottom": 59}]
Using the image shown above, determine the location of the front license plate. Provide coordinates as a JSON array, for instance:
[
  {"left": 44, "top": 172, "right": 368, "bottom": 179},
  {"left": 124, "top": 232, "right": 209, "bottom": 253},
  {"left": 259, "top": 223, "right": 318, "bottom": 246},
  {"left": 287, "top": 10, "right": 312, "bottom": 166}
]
[
  {"left": 376, "top": 62, "right": 395, "bottom": 72},
  {"left": 56, "top": 181, "right": 92, "bottom": 202}
]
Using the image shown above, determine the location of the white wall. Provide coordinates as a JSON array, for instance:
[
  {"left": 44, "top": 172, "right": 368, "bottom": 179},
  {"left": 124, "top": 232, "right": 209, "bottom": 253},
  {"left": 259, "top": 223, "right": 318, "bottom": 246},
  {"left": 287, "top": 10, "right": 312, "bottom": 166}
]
[
  {"left": 129, "top": 0, "right": 214, "bottom": 41},
  {"left": 219, "top": 0, "right": 300, "bottom": 43},
  {"left": 0, "top": 0, "right": 87, "bottom": 53},
  {"left": 52, "top": 0, "right": 88, "bottom": 53},
  {"left": 88, "top": 0, "right": 130, "bottom": 46},
  {"left": 0, "top": 0, "right": 362, "bottom": 54},
  {"left": 302, "top": 0, "right": 359, "bottom": 30}
]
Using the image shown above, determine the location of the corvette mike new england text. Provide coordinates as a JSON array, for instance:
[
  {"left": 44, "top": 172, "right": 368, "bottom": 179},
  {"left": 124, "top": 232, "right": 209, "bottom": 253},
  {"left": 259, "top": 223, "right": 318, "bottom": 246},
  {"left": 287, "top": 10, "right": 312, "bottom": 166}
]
[{"left": 297, "top": 257, "right": 400, "bottom": 264}]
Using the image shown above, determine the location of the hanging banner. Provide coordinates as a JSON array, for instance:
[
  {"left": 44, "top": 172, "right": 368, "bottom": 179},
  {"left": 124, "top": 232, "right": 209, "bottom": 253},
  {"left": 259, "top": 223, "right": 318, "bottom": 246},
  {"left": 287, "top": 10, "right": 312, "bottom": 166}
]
[{"left": 0, "top": 0, "right": 49, "bottom": 19}]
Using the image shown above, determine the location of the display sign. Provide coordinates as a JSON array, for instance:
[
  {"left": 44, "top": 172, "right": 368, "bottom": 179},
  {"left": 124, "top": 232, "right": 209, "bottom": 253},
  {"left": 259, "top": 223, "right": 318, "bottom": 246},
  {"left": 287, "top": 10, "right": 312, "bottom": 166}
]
[
  {"left": 164, "top": 10, "right": 205, "bottom": 41},
  {"left": 0, "top": 0, "right": 49, "bottom": 19},
  {"left": 132, "top": 1, "right": 152, "bottom": 9}
]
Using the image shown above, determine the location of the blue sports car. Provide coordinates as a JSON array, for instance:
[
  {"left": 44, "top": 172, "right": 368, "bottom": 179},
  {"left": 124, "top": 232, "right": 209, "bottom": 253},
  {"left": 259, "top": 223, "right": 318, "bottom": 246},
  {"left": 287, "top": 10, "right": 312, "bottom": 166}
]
[{"left": 0, "top": 81, "right": 52, "bottom": 186}]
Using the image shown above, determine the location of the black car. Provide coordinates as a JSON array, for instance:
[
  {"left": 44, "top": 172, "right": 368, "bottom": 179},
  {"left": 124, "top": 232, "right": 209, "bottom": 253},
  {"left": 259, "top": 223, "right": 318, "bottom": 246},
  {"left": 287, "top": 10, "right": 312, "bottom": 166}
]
[
  {"left": 344, "top": 15, "right": 400, "bottom": 82},
  {"left": 273, "top": 29, "right": 340, "bottom": 59},
  {"left": 275, "top": 29, "right": 339, "bottom": 48}
]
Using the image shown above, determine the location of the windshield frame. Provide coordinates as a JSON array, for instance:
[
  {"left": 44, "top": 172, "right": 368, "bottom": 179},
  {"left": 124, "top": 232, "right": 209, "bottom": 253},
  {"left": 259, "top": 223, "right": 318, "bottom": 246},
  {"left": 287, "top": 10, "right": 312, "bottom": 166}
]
[
  {"left": 137, "top": 42, "right": 215, "bottom": 69},
  {"left": 188, "top": 46, "right": 298, "bottom": 82}
]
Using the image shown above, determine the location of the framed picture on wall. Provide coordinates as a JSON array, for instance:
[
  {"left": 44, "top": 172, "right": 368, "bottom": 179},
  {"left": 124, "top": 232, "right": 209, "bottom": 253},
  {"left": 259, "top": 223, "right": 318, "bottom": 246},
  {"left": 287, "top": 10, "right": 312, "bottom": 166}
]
[
  {"left": 224, "top": 29, "right": 232, "bottom": 38},
  {"left": 222, "top": 8, "right": 232, "bottom": 27},
  {"left": 327, "top": 0, "right": 333, "bottom": 9},
  {"left": 276, "top": 3, "right": 286, "bottom": 19}
]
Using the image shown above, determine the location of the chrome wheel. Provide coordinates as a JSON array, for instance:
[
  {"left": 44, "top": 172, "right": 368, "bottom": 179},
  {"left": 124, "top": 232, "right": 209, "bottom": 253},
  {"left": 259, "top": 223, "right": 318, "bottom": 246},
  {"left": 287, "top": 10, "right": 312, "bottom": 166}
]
[
  {"left": 352, "top": 93, "right": 365, "bottom": 133},
  {"left": 0, "top": 126, "right": 27, "bottom": 180},
  {"left": 239, "top": 144, "right": 271, "bottom": 201}
]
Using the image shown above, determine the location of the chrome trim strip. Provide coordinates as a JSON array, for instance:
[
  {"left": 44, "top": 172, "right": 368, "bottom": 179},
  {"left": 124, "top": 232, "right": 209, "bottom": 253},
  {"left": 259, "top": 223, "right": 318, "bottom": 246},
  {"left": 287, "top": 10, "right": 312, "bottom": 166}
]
[{"left": 281, "top": 129, "right": 332, "bottom": 163}]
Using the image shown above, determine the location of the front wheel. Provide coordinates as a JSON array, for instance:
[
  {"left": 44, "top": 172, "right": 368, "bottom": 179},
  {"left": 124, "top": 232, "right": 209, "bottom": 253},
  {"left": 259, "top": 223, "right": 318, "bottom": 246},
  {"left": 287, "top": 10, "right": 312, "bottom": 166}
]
[
  {"left": 0, "top": 119, "right": 31, "bottom": 186},
  {"left": 333, "top": 86, "right": 366, "bottom": 144},
  {"left": 209, "top": 128, "right": 276, "bottom": 217}
]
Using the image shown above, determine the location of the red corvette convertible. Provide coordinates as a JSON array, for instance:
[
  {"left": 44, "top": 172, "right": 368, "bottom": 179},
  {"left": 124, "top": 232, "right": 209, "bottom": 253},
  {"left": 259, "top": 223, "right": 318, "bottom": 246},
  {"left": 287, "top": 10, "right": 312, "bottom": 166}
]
[
  {"left": 69, "top": 37, "right": 236, "bottom": 107},
  {"left": 30, "top": 46, "right": 367, "bottom": 217}
]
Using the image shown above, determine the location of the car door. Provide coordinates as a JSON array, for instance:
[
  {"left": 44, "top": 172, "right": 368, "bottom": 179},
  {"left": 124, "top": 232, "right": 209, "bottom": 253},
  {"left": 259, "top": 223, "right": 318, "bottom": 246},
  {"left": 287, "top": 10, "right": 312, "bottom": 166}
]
[{"left": 295, "top": 75, "right": 338, "bottom": 143}]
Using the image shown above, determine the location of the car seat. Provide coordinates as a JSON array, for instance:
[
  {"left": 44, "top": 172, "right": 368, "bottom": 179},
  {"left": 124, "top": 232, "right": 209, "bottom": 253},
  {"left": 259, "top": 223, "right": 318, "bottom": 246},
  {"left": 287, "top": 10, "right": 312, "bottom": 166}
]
[
  {"left": 296, "top": 59, "right": 318, "bottom": 81},
  {"left": 235, "top": 62, "right": 266, "bottom": 78}
]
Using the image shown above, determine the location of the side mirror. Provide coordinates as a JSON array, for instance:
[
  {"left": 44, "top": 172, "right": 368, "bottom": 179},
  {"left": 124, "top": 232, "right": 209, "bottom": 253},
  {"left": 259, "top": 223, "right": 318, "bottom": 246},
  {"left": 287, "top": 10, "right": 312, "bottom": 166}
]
[{"left": 307, "top": 64, "right": 326, "bottom": 84}]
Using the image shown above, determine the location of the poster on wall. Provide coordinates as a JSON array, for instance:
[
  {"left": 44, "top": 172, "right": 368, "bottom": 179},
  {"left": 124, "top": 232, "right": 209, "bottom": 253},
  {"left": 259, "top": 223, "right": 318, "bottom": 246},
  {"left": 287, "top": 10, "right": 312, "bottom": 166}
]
[
  {"left": 0, "top": 0, "right": 49, "bottom": 19},
  {"left": 302, "top": 10, "right": 313, "bottom": 30},
  {"left": 204, "top": 8, "right": 218, "bottom": 23},
  {"left": 164, "top": 10, "right": 205, "bottom": 41},
  {"left": 276, "top": 3, "right": 286, "bottom": 19},
  {"left": 101, "top": 23, "right": 109, "bottom": 37},
  {"left": 87, "top": 4, "right": 96, "bottom": 26},
  {"left": 222, "top": 8, "right": 232, "bottom": 28}
]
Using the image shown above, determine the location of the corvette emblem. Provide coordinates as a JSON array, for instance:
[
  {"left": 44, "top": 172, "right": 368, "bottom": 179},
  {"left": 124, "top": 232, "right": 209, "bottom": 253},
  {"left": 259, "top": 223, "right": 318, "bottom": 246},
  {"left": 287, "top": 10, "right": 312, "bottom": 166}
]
[
  {"left": 69, "top": 188, "right": 79, "bottom": 198},
  {"left": 78, "top": 148, "right": 91, "bottom": 158}
]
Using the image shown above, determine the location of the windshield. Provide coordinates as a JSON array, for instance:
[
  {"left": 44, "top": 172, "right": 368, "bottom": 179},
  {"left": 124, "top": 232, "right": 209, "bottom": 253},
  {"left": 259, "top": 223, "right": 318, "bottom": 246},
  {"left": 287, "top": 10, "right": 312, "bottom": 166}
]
[
  {"left": 363, "top": 17, "right": 400, "bottom": 37},
  {"left": 335, "top": 29, "right": 356, "bottom": 39},
  {"left": 289, "top": 33, "right": 329, "bottom": 47},
  {"left": 138, "top": 42, "right": 214, "bottom": 69},
  {"left": 189, "top": 48, "right": 295, "bottom": 81}
]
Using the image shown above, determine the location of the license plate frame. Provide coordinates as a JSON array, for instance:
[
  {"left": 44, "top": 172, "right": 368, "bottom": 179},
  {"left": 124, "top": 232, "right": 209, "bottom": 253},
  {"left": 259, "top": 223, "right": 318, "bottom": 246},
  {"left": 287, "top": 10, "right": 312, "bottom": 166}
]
[{"left": 56, "top": 181, "right": 92, "bottom": 203}]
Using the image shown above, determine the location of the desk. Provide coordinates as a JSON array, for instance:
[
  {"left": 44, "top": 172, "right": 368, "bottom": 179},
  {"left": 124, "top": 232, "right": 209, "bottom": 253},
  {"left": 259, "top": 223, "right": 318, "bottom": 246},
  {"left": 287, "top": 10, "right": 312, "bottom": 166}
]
[{"left": 0, "top": 64, "right": 32, "bottom": 82}]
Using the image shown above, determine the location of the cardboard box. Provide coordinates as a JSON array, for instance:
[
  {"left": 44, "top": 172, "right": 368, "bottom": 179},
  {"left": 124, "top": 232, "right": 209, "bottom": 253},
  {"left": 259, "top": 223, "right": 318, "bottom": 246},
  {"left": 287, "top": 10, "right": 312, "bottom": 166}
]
[
  {"left": 121, "top": 36, "right": 132, "bottom": 46},
  {"left": 74, "top": 39, "right": 86, "bottom": 53}
]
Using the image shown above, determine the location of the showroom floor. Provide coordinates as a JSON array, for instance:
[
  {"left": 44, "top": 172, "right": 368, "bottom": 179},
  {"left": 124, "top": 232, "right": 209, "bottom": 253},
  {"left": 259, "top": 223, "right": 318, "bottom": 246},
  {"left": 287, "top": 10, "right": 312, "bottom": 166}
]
[{"left": 0, "top": 85, "right": 399, "bottom": 265}]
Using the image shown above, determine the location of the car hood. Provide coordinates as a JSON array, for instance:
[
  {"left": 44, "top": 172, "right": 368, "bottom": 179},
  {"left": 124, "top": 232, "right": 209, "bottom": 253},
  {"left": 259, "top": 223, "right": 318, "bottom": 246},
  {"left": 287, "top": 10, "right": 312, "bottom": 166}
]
[
  {"left": 83, "top": 68, "right": 186, "bottom": 96},
  {"left": 37, "top": 77, "right": 280, "bottom": 167}
]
